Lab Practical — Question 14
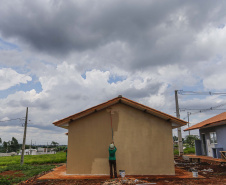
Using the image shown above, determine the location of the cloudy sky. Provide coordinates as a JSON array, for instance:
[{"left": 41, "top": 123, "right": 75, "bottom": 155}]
[{"left": 1, "top": 0, "right": 226, "bottom": 145}]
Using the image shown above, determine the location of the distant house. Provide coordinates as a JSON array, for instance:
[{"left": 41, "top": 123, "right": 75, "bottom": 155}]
[
  {"left": 18, "top": 148, "right": 56, "bottom": 156},
  {"left": 37, "top": 147, "right": 56, "bottom": 154},
  {"left": 19, "top": 149, "right": 37, "bottom": 155},
  {"left": 53, "top": 96, "right": 186, "bottom": 175},
  {"left": 185, "top": 112, "right": 226, "bottom": 159}
]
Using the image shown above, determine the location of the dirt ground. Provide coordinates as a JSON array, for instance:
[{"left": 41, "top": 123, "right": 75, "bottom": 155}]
[{"left": 17, "top": 156, "right": 226, "bottom": 185}]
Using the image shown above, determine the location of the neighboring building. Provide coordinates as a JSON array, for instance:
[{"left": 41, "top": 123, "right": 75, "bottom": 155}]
[
  {"left": 184, "top": 112, "right": 226, "bottom": 158},
  {"left": 53, "top": 96, "right": 186, "bottom": 175},
  {"left": 37, "top": 147, "right": 56, "bottom": 154},
  {"left": 19, "top": 149, "right": 37, "bottom": 155},
  {"left": 18, "top": 148, "right": 56, "bottom": 155}
]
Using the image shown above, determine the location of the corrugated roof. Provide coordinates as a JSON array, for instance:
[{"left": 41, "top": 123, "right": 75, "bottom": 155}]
[
  {"left": 53, "top": 96, "right": 187, "bottom": 128},
  {"left": 184, "top": 112, "right": 226, "bottom": 131}
]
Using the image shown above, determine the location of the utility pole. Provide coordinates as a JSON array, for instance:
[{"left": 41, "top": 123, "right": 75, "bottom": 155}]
[
  {"left": 187, "top": 112, "right": 191, "bottom": 136},
  {"left": 20, "top": 107, "right": 28, "bottom": 165},
  {"left": 175, "top": 90, "right": 183, "bottom": 156},
  {"left": 30, "top": 140, "right": 32, "bottom": 149}
]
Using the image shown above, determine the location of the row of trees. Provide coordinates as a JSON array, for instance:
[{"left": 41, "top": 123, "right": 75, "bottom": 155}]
[
  {"left": 173, "top": 135, "right": 199, "bottom": 148},
  {"left": 0, "top": 137, "right": 20, "bottom": 153},
  {"left": 0, "top": 138, "right": 66, "bottom": 153}
]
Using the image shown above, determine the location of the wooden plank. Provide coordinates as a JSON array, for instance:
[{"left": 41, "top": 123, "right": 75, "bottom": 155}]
[{"left": 220, "top": 151, "right": 226, "bottom": 160}]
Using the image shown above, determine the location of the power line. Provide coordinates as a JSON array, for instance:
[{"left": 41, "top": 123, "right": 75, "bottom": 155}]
[
  {"left": 0, "top": 117, "right": 33, "bottom": 128},
  {"left": 0, "top": 117, "right": 25, "bottom": 122},
  {"left": 181, "top": 108, "right": 226, "bottom": 111},
  {"left": 178, "top": 91, "right": 226, "bottom": 119},
  {"left": 180, "top": 103, "right": 226, "bottom": 113},
  {"left": 181, "top": 109, "right": 226, "bottom": 120},
  {"left": 178, "top": 90, "right": 226, "bottom": 96},
  {"left": 180, "top": 101, "right": 226, "bottom": 120}
]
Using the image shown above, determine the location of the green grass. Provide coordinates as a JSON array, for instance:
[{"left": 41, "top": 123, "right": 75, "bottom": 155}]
[
  {"left": 0, "top": 152, "right": 66, "bottom": 185},
  {"left": 0, "top": 151, "right": 66, "bottom": 166},
  {"left": 184, "top": 147, "right": 195, "bottom": 154},
  {"left": 0, "top": 164, "right": 56, "bottom": 185},
  {"left": 174, "top": 147, "right": 195, "bottom": 155}
]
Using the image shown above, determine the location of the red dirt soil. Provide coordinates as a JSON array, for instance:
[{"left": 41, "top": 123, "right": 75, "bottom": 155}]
[
  {"left": 37, "top": 164, "right": 204, "bottom": 180},
  {"left": 17, "top": 156, "right": 226, "bottom": 184},
  {"left": 0, "top": 170, "right": 25, "bottom": 177}
]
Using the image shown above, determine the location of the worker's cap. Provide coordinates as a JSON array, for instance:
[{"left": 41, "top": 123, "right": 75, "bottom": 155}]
[{"left": 109, "top": 143, "right": 115, "bottom": 149}]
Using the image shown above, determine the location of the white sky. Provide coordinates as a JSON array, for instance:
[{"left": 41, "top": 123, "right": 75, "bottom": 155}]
[{"left": 1, "top": 0, "right": 226, "bottom": 145}]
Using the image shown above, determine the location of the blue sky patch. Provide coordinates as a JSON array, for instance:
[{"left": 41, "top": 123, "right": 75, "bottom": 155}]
[
  {"left": 0, "top": 77, "right": 42, "bottom": 99},
  {"left": 81, "top": 72, "right": 86, "bottom": 79},
  {"left": 0, "top": 38, "right": 20, "bottom": 51},
  {"left": 108, "top": 75, "right": 126, "bottom": 84}
]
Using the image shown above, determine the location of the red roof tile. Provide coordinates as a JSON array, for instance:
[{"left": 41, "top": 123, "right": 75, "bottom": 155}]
[
  {"left": 53, "top": 96, "right": 187, "bottom": 128},
  {"left": 184, "top": 112, "right": 226, "bottom": 131}
]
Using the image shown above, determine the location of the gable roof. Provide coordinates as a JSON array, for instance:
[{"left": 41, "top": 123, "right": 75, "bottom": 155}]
[
  {"left": 53, "top": 95, "right": 187, "bottom": 129},
  {"left": 184, "top": 112, "right": 226, "bottom": 131}
]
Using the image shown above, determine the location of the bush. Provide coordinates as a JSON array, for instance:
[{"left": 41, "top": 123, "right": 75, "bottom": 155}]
[{"left": 184, "top": 135, "right": 199, "bottom": 147}]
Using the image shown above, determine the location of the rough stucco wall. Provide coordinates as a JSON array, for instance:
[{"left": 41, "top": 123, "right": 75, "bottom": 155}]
[
  {"left": 200, "top": 125, "right": 226, "bottom": 156},
  {"left": 67, "top": 108, "right": 118, "bottom": 174},
  {"left": 215, "top": 125, "right": 226, "bottom": 150},
  {"left": 67, "top": 103, "right": 175, "bottom": 175}
]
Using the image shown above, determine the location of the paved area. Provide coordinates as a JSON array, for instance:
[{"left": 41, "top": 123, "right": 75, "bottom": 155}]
[{"left": 38, "top": 164, "right": 205, "bottom": 180}]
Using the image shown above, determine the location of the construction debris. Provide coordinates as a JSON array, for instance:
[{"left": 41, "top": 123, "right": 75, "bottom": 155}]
[
  {"left": 201, "top": 168, "right": 213, "bottom": 172},
  {"left": 102, "top": 177, "right": 151, "bottom": 185}
]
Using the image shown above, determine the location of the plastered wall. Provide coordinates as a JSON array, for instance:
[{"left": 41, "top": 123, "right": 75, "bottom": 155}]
[
  {"left": 67, "top": 103, "right": 175, "bottom": 175},
  {"left": 199, "top": 125, "right": 226, "bottom": 156}
]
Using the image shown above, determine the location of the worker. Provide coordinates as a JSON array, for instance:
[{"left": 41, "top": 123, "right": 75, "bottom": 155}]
[{"left": 109, "top": 141, "right": 117, "bottom": 178}]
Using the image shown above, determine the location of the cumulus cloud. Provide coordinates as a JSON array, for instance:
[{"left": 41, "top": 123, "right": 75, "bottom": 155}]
[
  {"left": 1, "top": 0, "right": 226, "bottom": 143},
  {"left": 0, "top": 68, "right": 32, "bottom": 90},
  {"left": 0, "top": 0, "right": 225, "bottom": 70},
  {"left": 0, "top": 62, "right": 166, "bottom": 142}
]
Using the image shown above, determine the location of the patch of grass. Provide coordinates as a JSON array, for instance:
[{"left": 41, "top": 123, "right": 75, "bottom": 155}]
[
  {"left": 0, "top": 164, "right": 56, "bottom": 185},
  {"left": 184, "top": 147, "right": 195, "bottom": 154},
  {"left": 174, "top": 147, "right": 195, "bottom": 155},
  {"left": 0, "top": 151, "right": 66, "bottom": 166},
  {"left": 174, "top": 149, "right": 179, "bottom": 155},
  {"left": 0, "top": 152, "right": 66, "bottom": 184}
]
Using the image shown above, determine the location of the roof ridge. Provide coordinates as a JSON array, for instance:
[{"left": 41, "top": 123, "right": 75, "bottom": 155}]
[{"left": 53, "top": 96, "right": 187, "bottom": 127}]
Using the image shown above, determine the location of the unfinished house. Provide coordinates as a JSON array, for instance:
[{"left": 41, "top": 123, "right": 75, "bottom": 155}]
[
  {"left": 185, "top": 112, "right": 226, "bottom": 159},
  {"left": 53, "top": 96, "right": 187, "bottom": 175}
]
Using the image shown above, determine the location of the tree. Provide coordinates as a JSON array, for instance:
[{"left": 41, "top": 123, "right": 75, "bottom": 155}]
[
  {"left": 185, "top": 135, "right": 199, "bottom": 147},
  {"left": 10, "top": 137, "right": 20, "bottom": 152},
  {"left": 2, "top": 137, "right": 20, "bottom": 152},
  {"left": 51, "top": 141, "right": 59, "bottom": 148},
  {"left": 173, "top": 136, "right": 178, "bottom": 141},
  {"left": 0, "top": 138, "right": 2, "bottom": 144},
  {"left": 3, "top": 141, "right": 8, "bottom": 152}
]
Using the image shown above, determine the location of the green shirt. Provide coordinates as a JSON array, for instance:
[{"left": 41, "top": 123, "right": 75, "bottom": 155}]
[{"left": 109, "top": 146, "right": 117, "bottom": 160}]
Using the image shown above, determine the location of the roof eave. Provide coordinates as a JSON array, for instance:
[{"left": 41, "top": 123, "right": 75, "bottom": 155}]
[
  {"left": 53, "top": 98, "right": 120, "bottom": 127},
  {"left": 121, "top": 98, "right": 187, "bottom": 127},
  {"left": 184, "top": 120, "right": 226, "bottom": 131},
  {"left": 53, "top": 96, "right": 187, "bottom": 128}
]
